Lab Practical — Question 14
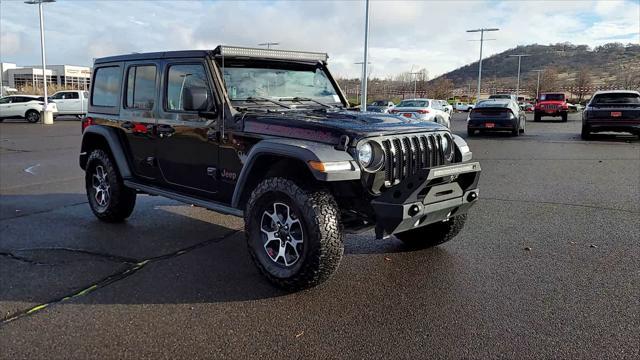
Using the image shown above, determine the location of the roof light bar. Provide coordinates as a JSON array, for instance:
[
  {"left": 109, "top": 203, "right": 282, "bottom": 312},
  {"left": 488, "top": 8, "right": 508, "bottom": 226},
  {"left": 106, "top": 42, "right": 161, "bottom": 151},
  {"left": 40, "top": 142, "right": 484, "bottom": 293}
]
[{"left": 218, "top": 46, "right": 328, "bottom": 62}]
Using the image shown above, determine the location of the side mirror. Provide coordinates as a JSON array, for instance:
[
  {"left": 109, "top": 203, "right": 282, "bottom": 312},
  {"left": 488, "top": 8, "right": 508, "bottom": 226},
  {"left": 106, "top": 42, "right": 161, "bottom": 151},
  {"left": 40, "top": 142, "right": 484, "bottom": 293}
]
[{"left": 182, "top": 86, "right": 210, "bottom": 112}]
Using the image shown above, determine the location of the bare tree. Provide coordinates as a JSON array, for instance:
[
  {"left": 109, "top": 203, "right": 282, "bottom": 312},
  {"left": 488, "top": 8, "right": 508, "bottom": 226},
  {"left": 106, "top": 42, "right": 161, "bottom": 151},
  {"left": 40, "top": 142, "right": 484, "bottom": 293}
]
[
  {"left": 573, "top": 67, "right": 592, "bottom": 102},
  {"left": 538, "top": 68, "right": 560, "bottom": 93},
  {"left": 429, "top": 77, "right": 454, "bottom": 99}
]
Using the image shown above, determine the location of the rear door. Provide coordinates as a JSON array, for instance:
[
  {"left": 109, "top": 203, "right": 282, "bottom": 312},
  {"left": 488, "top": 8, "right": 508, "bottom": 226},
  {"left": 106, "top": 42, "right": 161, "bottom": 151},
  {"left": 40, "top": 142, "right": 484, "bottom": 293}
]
[{"left": 120, "top": 62, "right": 161, "bottom": 180}]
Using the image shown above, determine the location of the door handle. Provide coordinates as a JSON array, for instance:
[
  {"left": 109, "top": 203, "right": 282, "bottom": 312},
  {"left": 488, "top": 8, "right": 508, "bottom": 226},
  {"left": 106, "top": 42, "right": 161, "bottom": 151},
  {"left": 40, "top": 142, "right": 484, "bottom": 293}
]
[
  {"left": 121, "top": 121, "right": 134, "bottom": 130},
  {"left": 157, "top": 124, "right": 175, "bottom": 138}
]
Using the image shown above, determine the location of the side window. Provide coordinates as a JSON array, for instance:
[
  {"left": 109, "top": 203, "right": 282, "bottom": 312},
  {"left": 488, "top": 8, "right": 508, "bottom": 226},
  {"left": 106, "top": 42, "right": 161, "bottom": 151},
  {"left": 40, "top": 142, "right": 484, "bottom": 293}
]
[
  {"left": 68, "top": 92, "right": 79, "bottom": 99},
  {"left": 125, "top": 65, "right": 157, "bottom": 110},
  {"left": 51, "top": 93, "right": 63, "bottom": 100},
  {"left": 0, "top": 97, "right": 10, "bottom": 104},
  {"left": 92, "top": 66, "right": 121, "bottom": 107},
  {"left": 165, "top": 63, "right": 211, "bottom": 113}
]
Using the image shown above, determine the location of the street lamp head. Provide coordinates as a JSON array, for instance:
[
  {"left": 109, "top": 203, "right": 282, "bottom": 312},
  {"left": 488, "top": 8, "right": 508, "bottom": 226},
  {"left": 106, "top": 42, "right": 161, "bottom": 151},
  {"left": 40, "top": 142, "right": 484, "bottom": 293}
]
[{"left": 25, "top": 0, "right": 55, "bottom": 4}]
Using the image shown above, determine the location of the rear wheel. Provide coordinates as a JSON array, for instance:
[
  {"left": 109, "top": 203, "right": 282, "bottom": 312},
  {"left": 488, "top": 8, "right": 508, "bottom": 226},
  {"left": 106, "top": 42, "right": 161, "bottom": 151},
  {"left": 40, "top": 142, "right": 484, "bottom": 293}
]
[
  {"left": 85, "top": 149, "right": 136, "bottom": 222},
  {"left": 581, "top": 125, "right": 591, "bottom": 140},
  {"left": 25, "top": 110, "right": 40, "bottom": 123},
  {"left": 396, "top": 215, "right": 467, "bottom": 249},
  {"left": 467, "top": 128, "right": 475, "bottom": 137},
  {"left": 245, "top": 177, "right": 344, "bottom": 290},
  {"left": 534, "top": 113, "right": 541, "bottom": 122}
]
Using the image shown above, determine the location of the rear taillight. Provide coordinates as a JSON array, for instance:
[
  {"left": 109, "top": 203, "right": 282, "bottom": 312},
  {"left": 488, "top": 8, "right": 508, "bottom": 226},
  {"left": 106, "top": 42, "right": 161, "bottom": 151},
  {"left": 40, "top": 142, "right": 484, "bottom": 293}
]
[
  {"left": 81, "top": 117, "right": 93, "bottom": 133},
  {"left": 416, "top": 109, "right": 430, "bottom": 114},
  {"left": 390, "top": 109, "right": 398, "bottom": 114}
]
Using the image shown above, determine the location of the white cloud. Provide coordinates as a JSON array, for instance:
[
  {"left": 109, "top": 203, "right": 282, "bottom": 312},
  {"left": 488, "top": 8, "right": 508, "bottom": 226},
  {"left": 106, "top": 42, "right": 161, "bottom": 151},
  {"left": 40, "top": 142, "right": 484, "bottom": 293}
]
[{"left": 0, "top": 0, "right": 638, "bottom": 76}]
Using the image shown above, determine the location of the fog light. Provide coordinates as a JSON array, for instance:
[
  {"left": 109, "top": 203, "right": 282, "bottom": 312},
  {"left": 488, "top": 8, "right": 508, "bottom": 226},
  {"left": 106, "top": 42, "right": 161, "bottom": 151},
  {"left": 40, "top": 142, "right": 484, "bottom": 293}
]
[{"left": 466, "top": 192, "right": 478, "bottom": 202}]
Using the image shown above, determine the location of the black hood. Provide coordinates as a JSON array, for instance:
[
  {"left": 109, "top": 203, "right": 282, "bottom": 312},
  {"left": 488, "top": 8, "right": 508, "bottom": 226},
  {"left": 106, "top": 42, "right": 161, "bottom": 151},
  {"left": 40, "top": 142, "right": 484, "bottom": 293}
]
[{"left": 242, "top": 110, "right": 447, "bottom": 145}]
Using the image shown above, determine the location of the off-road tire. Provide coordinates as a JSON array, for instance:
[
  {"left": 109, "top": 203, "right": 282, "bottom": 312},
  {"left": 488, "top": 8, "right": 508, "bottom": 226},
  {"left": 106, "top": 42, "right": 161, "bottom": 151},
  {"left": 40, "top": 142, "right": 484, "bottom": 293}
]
[
  {"left": 561, "top": 113, "right": 568, "bottom": 122},
  {"left": 245, "top": 177, "right": 344, "bottom": 291},
  {"left": 396, "top": 215, "right": 467, "bottom": 249},
  {"left": 25, "top": 110, "right": 40, "bottom": 123},
  {"left": 85, "top": 149, "right": 136, "bottom": 222}
]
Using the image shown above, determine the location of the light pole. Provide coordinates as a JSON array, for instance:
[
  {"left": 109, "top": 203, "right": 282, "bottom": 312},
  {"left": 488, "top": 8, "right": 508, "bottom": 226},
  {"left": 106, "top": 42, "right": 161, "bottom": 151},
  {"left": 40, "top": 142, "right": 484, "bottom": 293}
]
[
  {"left": 466, "top": 27, "right": 499, "bottom": 103},
  {"left": 360, "top": 0, "right": 370, "bottom": 111},
  {"left": 258, "top": 42, "right": 279, "bottom": 49},
  {"left": 25, "top": 0, "right": 55, "bottom": 124},
  {"left": 532, "top": 69, "right": 543, "bottom": 101},
  {"left": 508, "top": 54, "right": 530, "bottom": 99}
]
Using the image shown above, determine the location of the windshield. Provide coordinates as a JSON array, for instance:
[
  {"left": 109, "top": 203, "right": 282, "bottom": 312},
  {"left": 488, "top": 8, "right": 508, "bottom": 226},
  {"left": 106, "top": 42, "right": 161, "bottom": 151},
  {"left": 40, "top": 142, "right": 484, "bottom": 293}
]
[
  {"left": 397, "top": 100, "right": 428, "bottom": 107},
  {"left": 489, "top": 94, "right": 511, "bottom": 99},
  {"left": 221, "top": 64, "right": 341, "bottom": 107},
  {"left": 592, "top": 93, "right": 640, "bottom": 105},
  {"left": 370, "top": 101, "right": 386, "bottom": 106},
  {"left": 540, "top": 93, "right": 564, "bottom": 101}
]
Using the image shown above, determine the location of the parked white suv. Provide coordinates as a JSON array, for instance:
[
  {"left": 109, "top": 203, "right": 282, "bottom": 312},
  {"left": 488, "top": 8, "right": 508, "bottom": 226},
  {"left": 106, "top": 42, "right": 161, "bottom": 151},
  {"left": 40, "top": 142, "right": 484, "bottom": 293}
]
[
  {"left": 0, "top": 95, "right": 58, "bottom": 123},
  {"left": 50, "top": 90, "right": 89, "bottom": 117},
  {"left": 390, "top": 98, "right": 451, "bottom": 128}
]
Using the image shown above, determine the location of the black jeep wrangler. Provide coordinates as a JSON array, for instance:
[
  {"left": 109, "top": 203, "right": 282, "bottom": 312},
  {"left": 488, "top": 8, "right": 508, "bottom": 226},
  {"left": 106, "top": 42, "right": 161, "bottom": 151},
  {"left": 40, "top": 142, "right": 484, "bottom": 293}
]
[{"left": 80, "top": 46, "right": 481, "bottom": 290}]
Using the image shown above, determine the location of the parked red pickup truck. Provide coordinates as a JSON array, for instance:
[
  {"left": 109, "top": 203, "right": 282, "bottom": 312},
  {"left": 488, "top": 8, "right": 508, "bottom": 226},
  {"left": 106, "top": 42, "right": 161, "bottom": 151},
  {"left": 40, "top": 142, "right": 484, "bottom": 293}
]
[{"left": 534, "top": 92, "right": 568, "bottom": 122}]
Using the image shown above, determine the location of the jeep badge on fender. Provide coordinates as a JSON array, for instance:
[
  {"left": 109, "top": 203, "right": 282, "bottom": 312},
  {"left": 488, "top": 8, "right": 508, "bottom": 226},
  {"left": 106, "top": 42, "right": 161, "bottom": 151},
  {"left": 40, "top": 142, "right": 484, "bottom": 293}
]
[{"left": 79, "top": 46, "right": 481, "bottom": 290}]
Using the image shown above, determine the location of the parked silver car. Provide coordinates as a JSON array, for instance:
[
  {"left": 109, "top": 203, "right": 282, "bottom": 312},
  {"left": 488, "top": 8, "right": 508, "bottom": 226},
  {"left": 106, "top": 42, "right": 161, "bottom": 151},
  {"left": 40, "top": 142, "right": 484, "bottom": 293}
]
[{"left": 390, "top": 98, "right": 451, "bottom": 128}]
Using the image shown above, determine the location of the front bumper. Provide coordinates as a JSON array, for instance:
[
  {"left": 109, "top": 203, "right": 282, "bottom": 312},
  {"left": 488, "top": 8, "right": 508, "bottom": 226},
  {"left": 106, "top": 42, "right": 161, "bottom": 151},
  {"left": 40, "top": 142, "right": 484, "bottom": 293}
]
[{"left": 371, "top": 162, "right": 481, "bottom": 238}]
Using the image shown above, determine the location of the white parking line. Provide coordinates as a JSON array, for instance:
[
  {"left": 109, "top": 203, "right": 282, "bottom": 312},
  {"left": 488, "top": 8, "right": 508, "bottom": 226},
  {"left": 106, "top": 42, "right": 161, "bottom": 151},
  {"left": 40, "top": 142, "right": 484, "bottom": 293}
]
[{"left": 24, "top": 164, "right": 41, "bottom": 175}]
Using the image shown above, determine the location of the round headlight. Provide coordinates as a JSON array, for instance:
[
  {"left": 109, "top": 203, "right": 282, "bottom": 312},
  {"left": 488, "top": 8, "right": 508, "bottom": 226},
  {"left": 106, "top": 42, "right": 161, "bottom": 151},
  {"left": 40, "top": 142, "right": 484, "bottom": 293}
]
[
  {"left": 358, "top": 142, "right": 373, "bottom": 167},
  {"left": 442, "top": 134, "right": 453, "bottom": 160}
]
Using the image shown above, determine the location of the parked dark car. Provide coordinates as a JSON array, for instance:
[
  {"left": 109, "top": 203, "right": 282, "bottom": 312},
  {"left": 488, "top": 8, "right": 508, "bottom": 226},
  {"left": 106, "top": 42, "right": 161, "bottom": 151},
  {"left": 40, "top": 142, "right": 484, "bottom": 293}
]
[
  {"left": 79, "top": 46, "right": 481, "bottom": 290},
  {"left": 467, "top": 99, "right": 526, "bottom": 136},
  {"left": 581, "top": 90, "right": 640, "bottom": 139}
]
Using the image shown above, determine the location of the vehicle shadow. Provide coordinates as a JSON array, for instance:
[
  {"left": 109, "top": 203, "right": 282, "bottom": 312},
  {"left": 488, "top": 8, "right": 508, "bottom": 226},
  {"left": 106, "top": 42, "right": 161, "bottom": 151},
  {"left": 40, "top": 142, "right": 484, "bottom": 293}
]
[{"left": 0, "top": 193, "right": 449, "bottom": 308}]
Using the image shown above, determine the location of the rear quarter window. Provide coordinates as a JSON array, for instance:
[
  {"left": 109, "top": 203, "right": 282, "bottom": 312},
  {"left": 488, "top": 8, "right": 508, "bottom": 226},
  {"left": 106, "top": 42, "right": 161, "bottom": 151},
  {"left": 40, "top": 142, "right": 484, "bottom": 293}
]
[{"left": 92, "top": 66, "right": 121, "bottom": 107}]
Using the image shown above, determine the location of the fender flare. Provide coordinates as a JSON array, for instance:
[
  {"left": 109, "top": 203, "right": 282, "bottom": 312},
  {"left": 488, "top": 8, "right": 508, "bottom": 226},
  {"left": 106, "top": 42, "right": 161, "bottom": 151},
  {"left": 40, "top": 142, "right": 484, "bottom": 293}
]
[
  {"left": 231, "top": 138, "right": 360, "bottom": 208},
  {"left": 79, "top": 126, "right": 132, "bottom": 179}
]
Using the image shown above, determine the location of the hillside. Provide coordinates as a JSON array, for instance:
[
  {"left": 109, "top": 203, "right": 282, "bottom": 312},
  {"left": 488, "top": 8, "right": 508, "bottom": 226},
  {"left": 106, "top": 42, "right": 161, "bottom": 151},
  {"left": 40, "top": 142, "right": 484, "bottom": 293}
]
[{"left": 431, "top": 43, "right": 640, "bottom": 94}]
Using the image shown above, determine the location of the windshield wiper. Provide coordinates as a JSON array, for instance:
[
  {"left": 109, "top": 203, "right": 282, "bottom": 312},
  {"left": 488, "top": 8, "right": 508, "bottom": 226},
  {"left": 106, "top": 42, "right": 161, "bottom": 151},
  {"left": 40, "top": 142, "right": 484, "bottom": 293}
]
[
  {"left": 236, "top": 96, "right": 291, "bottom": 109},
  {"left": 279, "top": 97, "right": 334, "bottom": 108}
]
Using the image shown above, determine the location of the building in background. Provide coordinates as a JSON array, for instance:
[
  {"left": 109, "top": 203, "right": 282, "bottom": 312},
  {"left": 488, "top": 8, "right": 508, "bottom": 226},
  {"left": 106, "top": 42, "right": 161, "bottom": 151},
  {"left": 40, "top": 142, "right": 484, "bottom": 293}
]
[{"left": 0, "top": 62, "right": 91, "bottom": 95}]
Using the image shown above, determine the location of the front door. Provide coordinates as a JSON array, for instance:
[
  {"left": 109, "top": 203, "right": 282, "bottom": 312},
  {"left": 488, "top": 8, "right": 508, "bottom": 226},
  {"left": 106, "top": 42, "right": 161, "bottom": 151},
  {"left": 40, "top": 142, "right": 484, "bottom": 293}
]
[
  {"left": 119, "top": 62, "right": 160, "bottom": 180},
  {"left": 155, "top": 60, "right": 221, "bottom": 199}
]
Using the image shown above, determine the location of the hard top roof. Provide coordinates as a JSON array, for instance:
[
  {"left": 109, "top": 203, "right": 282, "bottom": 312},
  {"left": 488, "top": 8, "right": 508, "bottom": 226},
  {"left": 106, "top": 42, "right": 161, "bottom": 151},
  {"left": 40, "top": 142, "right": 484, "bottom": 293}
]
[{"left": 94, "top": 46, "right": 328, "bottom": 65}]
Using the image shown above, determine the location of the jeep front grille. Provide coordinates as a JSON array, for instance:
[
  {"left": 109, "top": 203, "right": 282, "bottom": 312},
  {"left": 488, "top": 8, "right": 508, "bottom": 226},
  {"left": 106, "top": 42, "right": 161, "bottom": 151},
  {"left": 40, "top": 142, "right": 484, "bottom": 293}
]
[{"left": 381, "top": 133, "right": 445, "bottom": 185}]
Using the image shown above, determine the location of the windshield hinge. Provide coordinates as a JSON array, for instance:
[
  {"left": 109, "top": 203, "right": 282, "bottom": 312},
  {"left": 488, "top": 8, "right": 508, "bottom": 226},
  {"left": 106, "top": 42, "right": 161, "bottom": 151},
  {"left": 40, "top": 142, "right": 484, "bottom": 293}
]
[{"left": 335, "top": 135, "right": 350, "bottom": 151}]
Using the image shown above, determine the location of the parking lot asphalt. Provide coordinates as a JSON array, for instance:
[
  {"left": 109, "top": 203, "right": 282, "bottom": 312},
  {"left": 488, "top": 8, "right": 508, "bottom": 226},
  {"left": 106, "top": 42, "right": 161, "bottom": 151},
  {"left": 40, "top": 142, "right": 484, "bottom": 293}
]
[{"left": 1, "top": 113, "right": 638, "bottom": 359}]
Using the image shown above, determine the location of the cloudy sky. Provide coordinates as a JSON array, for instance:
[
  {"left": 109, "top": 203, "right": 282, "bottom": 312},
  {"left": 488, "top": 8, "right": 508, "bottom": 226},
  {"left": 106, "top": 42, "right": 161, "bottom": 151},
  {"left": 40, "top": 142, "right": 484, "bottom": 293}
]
[{"left": 1, "top": 0, "right": 639, "bottom": 78}]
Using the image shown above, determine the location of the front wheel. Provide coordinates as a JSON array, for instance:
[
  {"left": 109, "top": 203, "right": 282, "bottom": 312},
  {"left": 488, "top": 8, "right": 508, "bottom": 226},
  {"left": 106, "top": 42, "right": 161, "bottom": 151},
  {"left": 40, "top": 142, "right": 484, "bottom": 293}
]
[
  {"left": 561, "top": 113, "right": 568, "bottom": 122},
  {"left": 534, "top": 113, "right": 541, "bottom": 122},
  {"left": 245, "top": 177, "right": 344, "bottom": 291},
  {"left": 85, "top": 149, "right": 136, "bottom": 222},
  {"left": 25, "top": 110, "right": 40, "bottom": 123},
  {"left": 396, "top": 215, "right": 467, "bottom": 249}
]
